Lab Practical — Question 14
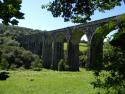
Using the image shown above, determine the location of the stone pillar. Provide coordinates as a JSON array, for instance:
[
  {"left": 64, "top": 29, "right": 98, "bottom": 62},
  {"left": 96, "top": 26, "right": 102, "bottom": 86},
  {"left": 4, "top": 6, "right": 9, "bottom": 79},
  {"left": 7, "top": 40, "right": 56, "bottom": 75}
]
[
  {"left": 86, "top": 28, "right": 103, "bottom": 70},
  {"left": 42, "top": 32, "right": 52, "bottom": 69},
  {"left": 52, "top": 42, "right": 64, "bottom": 70},
  {"left": 36, "top": 33, "right": 44, "bottom": 57},
  {"left": 67, "top": 41, "right": 79, "bottom": 71},
  {"left": 27, "top": 36, "right": 33, "bottom": 51},
  {"left": 37, "top": 41, "right": 43, "bottom": 56},
  {"left": 33, "top": 40, "right": 39, "bottom": 54},
  {"left": 16, "top": 34, "right": 44, "bottom": 57},
  {"left": 31, "top": 34, "right": 43, "bottom": 56},
  {"left": 66, "top": 30, "right": 84, "bottom": 71},
  {"left": 27, "top": 36, "right": 34, "bottom": 53},
  {"left": 51, "top": 32, "right": 65, "bottom": 70},
  {"left": 30, "top": 41, "right": 35, "bottom": 53}
]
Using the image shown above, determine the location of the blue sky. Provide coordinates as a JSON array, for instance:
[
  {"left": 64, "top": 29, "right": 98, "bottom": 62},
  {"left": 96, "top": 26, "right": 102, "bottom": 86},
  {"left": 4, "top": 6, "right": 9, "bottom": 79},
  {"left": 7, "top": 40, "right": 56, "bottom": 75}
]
[
  {"left": 18, "top": 0, "right": 125, "bottom": 31},
  {"left": 1, "top": 0, "right": 125, "bottom": 31}
]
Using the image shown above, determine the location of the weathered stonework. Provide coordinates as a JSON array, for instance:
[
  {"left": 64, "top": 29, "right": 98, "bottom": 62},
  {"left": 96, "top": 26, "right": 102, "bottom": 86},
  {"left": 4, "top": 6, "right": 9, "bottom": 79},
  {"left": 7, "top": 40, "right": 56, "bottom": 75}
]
[
  {"left": 42, "top": 32, "right": 53, "bottom": 69},
  {"left": 16, "top": 14, "right": 121, "bottom": 70},
  {"left": 51, "top": 32, "right": 65, "bottom": 70},
  {"left": 67, "top": 41, "right": 79, "bottom": 71}
]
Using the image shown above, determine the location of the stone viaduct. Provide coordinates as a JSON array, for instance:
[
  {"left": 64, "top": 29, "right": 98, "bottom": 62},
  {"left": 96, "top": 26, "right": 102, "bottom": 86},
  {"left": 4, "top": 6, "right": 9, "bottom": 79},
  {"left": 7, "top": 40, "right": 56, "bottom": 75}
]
[{"left": 16, "top": 14, "right": 120, "bottom": 71}]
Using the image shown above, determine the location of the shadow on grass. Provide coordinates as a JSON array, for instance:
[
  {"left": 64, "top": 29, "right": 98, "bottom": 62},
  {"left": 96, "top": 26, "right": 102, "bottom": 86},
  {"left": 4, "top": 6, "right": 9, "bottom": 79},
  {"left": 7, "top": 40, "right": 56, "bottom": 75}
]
[{"left": 0, "top": 71, "right": 9, "bottom": 80}]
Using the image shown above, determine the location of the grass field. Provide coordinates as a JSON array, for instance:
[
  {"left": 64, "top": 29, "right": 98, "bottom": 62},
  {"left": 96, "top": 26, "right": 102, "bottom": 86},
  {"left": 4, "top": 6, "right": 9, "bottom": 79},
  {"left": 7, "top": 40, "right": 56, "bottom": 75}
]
[
  {"left": 64, "top": 43, "right": 88, "bottom": 52},
  {"left": 0, "top": 43, "right": 112, "bottom": 94},
  {"left": 0, "top": 69, "right": 105, "bottom": 94}
]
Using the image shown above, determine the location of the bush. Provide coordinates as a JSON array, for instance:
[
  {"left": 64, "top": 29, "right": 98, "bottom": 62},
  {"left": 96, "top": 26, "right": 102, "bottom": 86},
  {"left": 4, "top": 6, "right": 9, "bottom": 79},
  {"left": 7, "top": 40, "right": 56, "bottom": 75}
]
[
  {"left": 79, "top": 55, "right": 87, "bottom": 68},
  {"left": 21, "top": 50, "right": 34, "bottom": 69},
  {"left": 0, "top": 58, "right": 9, "bottom": 70},
  {"left": 79, "top": 51, "right": 87, "bottom": 67},
  {"left": 58, "top": 59, "right": 65, "bottom": 71},
  {"left": 92, "top": 44, "right": 125, "bottom": 94},
  {"left": 0, "top": 29, "right": 43, "bottom": 71},
  {"left": 31, "top": 55, "right": 42, "bottom": 71},
  {"left": 0, "top": 36, "right": 42, "bottom": 70},
  {"left": 58, "top": 59, "right": 69, "bottom": 71}
]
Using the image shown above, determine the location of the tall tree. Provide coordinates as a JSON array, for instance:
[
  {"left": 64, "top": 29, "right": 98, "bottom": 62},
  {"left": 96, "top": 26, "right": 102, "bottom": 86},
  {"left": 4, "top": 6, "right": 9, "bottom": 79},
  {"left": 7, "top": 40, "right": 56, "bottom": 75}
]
[
  {"left": 42, "top": 0, "right": 124, "bottom": 23},
  {"left": 0, "top": 0, "right": 24, "bottom": 25}
]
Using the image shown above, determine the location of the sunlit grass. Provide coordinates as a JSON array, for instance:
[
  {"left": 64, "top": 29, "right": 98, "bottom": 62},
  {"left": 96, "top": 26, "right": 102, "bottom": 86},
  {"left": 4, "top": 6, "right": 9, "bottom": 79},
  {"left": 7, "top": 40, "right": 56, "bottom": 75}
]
[
  {"left": 0, "top": 69, "right": 105, "bottom": 94},
  {"left": 64, "top": 43, "right": 88, "bottom": 52}
]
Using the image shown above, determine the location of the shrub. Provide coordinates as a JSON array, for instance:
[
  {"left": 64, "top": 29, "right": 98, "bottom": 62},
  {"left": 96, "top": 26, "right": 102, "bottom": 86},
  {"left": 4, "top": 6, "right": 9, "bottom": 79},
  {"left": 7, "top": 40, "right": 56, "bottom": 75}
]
[
  {"left": 79, "top": 55, "right": 87, "bottom": 67},
  {"left": 21, "top": 51, "right": 33, "bottom": 69},
  {"left": 0, "top": 58, "right": 9, "bottom": 70},
  {"left": 92, "top": 44, "right": 125, "bottom": 94},
  {"left": 58, "top": 59, "right": 65, "bottom": 71},
  {"left": 79, "top": 50, "right": 87, "bottom": 67},
  {"left": 31, "top": 55, "right": 42, "bottom": 71},
  {"left": 58, "top": 59, "right": 69, "bottom": 71},
  {"left": 0, "top": 46, "right": 42, "bottom": 70},
  {"left": 0, "top": 29, "right": 43, "bottom": 71}
]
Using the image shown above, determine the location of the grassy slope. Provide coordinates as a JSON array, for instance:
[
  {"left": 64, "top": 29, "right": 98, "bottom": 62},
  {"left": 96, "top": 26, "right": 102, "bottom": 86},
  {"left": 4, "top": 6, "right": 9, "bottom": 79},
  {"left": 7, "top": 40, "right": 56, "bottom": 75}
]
[{"left": 0, "top": 69, "right": 105, "bottom": 94}]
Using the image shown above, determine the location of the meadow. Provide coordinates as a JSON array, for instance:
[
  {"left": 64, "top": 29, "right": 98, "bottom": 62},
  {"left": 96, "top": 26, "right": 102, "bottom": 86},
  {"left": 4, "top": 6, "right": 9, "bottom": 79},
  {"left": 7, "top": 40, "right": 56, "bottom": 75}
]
[
  {"left": 64, "top": 42, "right": 88, "bottom": 52},
  {"left": 0, "top": 42, "right": 109, "bottom": 94},
  {"left": 0, "top": 69, "right": 106, "bottom": 94}
]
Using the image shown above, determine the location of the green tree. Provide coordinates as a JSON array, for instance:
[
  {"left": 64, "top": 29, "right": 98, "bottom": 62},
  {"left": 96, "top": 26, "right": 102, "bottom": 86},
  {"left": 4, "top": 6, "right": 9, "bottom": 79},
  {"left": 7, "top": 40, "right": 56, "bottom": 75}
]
[
  {"left": 0, "top": 32, "right": 42, "bottom": 70},
  {"left": 42, "top": 0, "right": 124, "bottom": 23},
  {"left": 0, "top": 0, "right": 24, "bottom": 25}
]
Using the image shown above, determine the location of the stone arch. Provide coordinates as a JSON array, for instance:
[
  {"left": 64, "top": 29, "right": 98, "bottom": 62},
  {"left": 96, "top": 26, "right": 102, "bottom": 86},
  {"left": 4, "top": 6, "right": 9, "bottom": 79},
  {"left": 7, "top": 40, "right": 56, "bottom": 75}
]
[
  {"left": 88, "top": 21, "right": 117, "bottom": 70},
  {"left": 15, "top": 14, "right": 123, "bottom": 71},
  {"left": 66, "top": 30, "right": 85, "bottom": 71},
  {"left": 51, "top": 32, "right": 65, "bottom": 70}
]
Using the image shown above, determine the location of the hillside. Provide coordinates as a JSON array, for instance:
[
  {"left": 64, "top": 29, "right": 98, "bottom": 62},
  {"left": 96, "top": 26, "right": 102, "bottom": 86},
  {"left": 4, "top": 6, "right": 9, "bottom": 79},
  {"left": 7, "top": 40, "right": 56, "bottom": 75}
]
[{"left": 0, "top": 24, "right": 44, "bottom": 37}]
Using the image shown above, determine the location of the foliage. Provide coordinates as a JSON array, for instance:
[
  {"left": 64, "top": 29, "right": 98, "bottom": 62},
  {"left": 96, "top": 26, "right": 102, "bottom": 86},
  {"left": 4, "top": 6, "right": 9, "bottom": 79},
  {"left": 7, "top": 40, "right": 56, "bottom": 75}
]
[
  {"left": 0, "top": 46, "right": 42, "bottom": 70},
  {"left": 58, "top": 59, "right": 69, "bottom": 71},
  {"left": 89, "top": 14, "right": 125, "bottom": 70},
  {"left": 92, "top": 45, "right": 125, "bottom": 94},
  {"left": 42, "top": 0, "right": 124, "bottom": 23},
  {"left": 90, "top": 14, "right": 125, "bottom": 94},
  {"left": 79, "top": 50, "right": 87, "bottom": 68},
  {"left": 110, "top": 32, "right": 125, "bottom": 51},
  {"left": 94, "top": 14, "right": 125, "bottom": 43},
  {"left": 0, "top": 34, "right": 42, "bottom": 70},
  {"left": 95, "top": 21, "right": 116, "bottom": 37},
  {"left": 0, "top": 24, "right": 40, "bottom": 38},
  {"left": 31, "top": 55, "right": 42, "bottom": 71},
  {"left": 0, "top": 0, "right": 24, "bottom": 25}
]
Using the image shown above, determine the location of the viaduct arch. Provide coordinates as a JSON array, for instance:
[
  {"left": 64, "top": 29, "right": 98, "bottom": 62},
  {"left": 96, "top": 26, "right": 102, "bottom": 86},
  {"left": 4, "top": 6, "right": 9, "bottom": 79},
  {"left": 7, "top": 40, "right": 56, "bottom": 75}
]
[{"left": 16, "top": 14, "right": 121, "bottom": 71}]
